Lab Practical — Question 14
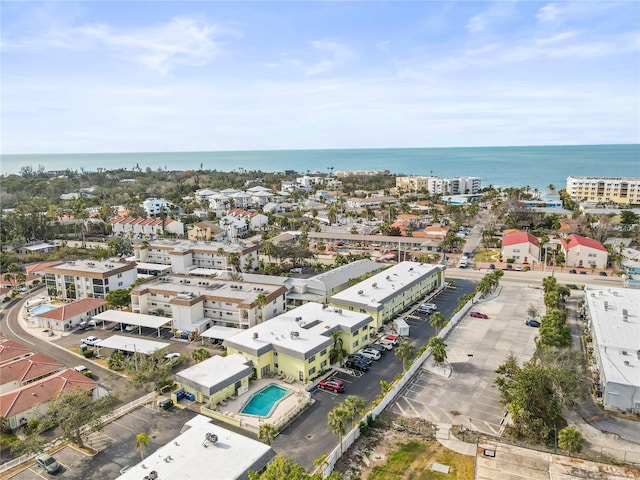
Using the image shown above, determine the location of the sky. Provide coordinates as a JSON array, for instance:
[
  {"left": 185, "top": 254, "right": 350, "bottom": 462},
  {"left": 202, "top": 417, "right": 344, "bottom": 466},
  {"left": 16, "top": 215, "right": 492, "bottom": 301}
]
[{"left": 1, "top": 1, "right": 639, "bottom": 155}]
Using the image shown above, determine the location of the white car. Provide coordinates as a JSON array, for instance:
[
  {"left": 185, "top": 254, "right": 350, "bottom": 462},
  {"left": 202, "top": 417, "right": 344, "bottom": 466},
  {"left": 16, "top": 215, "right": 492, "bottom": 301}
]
[
  {"left": 374, "top": 341, "right": 393, "bottom": 351},
  {"left": 81, "top": 336, "right": 101, "bottom": 346},
  {"left": 164, "top": 352, "right": 181, "bottom": 361},
  {"left": 73, "top": 365, "right": 89, "bottom": 373},
  {"left": 422, "top": 303, "right": 438, "bottom": 311},
  {"left": 358, "top": 348, "right": 381, "bottom": 361}
]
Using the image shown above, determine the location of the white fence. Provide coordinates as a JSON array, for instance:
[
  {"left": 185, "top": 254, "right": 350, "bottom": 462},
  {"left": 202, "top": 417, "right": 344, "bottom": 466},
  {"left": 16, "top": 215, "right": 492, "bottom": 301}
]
[
  {"left": 0, "top": 392, "right": 158, "bottom": 475},
  {"left": 318, "top": 293, "right": 481, "bottom": 477}
]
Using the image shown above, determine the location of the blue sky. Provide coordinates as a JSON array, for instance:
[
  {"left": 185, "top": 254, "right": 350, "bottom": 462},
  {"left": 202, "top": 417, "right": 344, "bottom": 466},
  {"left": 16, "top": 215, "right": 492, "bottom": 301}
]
[{"left": 1, "top": 1, "right": 639, "bottom": 154}]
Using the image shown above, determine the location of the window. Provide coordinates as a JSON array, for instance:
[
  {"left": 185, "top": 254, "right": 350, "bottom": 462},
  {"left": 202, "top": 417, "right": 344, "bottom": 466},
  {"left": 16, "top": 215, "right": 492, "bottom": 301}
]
[
  {"left": 353, "top": 340, "right": 359, "bottom": 348},
  {"left": 308, "top": 367, "right": 316, "bottom": 376},
  {"left": 309, "top": 355, "right": 316, "bottom": 363},
  {"left": 320, "top": 348, "right": 327, "bottom": 356},
  {"left": 320, "top": 360, "right": 327, "bottom": 368}
]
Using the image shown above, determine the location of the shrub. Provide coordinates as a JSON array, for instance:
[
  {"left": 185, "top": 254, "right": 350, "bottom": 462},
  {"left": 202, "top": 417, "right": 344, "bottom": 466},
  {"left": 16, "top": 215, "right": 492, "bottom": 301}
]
[{"left": 82, "top": 349, "right": 94, "bottom": 358}]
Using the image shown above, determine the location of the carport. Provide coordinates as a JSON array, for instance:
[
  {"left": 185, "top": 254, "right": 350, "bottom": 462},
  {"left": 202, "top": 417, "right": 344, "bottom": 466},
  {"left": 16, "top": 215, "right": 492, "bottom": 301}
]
[
  {"left": 92, "top": 310, "right": 171, "bottom": 337},
  {"left": 95, "top": 335, "right": 170, "bottom": 357},
  {"left": 200, "top": 325, "right": 242, "bottom": 345}
]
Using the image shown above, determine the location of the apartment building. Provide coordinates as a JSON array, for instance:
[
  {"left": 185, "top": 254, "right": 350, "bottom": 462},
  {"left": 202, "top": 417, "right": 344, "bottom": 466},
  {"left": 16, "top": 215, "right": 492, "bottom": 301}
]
[
  {"left": 43, "top": 259, "right": 137, "bottom": 300},
  {"left": 396, "top": 176, "right": 482, "bottom": 194},
  {"left": 224, "top": 302, "right": 373, "bottom": 381},
  {"left": 111, "top": 216, "right": 184, "bottom": 237},
  {"left": 583, "top": 286, "right": 639, "bottom": 413},
  {"left": 330, "top": 261, "right": 446, "bottom": 330},
  {"left": 562, "top": 234, "right": 608, "bottom": 269},
  {"left": 566, "top": 176, "right": 640, "bottom": 205},
  {"left": 130, "top": 274, "right": 287, "bottom": 332},
  {"left": 134, "top": 239, "right": 259, "bottom": 274}
]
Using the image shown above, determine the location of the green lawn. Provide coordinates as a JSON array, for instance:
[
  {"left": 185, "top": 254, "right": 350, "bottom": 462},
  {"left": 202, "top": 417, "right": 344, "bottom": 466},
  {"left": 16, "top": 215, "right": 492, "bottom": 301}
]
[
  {"left": 368, "top": 440, "right": 475, "bottom": 480},
  {"left": 474, "top": 249, "right": 500, "bottom": 263}
]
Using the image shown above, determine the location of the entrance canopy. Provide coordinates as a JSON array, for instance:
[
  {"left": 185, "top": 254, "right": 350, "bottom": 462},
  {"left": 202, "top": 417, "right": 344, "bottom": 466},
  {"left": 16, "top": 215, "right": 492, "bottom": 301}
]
[
  {"left": 96, "top": 335, "right": 170, "bottom": 355},
  {"left": 92, "top": 311, "right": 171, "bottom": 337}
]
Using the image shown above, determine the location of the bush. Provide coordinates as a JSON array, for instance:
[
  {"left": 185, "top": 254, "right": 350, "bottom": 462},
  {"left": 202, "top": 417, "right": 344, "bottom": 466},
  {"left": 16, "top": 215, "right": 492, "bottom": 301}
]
[
  {"left": 506, "top": 258, "right": 515, "bottom": 264},
  {"left": 82, "top": 349, "right": 94, "bottom": 358}
]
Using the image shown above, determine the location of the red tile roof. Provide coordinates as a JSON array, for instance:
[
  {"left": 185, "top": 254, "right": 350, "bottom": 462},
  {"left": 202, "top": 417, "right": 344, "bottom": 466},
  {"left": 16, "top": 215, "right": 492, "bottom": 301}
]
[
  {"left": 33, "top": 298, "right": 105, "bottom": 321},
  {"left": 0, "top": 338, "right": 33, "bottom": 365},
  {"left": 563, "top": 234, "right": 607, "bottom": 252},
  {"left": 0, "top": 369, "right": 98, "bottom": 418},
  {"left": 502, "top": 231, "right": 541, "bottom": 248},
  {"left": 0, "top": 353, "right": 62, "bottom": 384}
]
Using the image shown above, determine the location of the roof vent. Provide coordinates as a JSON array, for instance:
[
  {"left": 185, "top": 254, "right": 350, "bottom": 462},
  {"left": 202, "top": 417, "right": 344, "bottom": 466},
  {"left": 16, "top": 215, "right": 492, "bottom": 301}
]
[
  {"left": 322, "top": 304, "right": 328, "bottom": 309},
  {"left": 290, "top": 331, "right": 300, "bottom": 338},
  {"left": 386, "top": 275, "right": 391, "bottom": 280},
  {"left": 253, "top": 332, "right": 258, "bottom": 339},
  {"left": 295, "top": 317, "right": 302, "bottom": 322},
  {"left": 372, "top": 282, "right": 377, "bottom": 288},
  {"left": 358, "top": 290, "right": 364, "bottom": 295},
  {"left": 624, "top": 361, "right": 630, "bottom": 366},
  {"left": 622, "top": 351, "right": 628, "bottom": 356},
  {"left": 337, "top": 309, "right": 342, "bottom": 314},
  {"left": 203, "top": 432, "right": 218, "bottom": 447},
  {"left": 604, "top": 301, "right": 608, "bottom": 310},
  {"left": 622, "top": 308, "right": 628, "bottom": 316}
]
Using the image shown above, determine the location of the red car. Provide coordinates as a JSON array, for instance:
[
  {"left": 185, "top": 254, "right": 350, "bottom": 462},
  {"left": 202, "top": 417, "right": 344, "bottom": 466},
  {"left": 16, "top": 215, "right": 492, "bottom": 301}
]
[
  {"left": 318, "top": 379, "right": 345, "bottom": 393},
  {"left": 470, "top": 311, "right": 489, "bottom": 319}
]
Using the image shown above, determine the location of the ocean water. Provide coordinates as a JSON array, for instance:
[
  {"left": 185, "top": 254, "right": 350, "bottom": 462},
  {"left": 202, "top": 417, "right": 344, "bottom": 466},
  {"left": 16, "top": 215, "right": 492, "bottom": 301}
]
[{"left": 1, "top": 144, "right": 638, "bottom": 192}]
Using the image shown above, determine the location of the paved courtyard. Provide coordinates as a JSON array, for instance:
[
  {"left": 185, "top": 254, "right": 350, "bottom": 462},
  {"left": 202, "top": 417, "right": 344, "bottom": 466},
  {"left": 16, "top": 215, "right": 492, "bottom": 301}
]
[{"left": 388, "top": 282, "right": 544, "bottom": 436}]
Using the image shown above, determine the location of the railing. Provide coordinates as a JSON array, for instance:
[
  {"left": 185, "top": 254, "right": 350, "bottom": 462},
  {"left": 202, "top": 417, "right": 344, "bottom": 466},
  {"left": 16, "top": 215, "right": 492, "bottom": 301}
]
[{"left": 0, "top": 392, "right": 158, "bottom": 475}]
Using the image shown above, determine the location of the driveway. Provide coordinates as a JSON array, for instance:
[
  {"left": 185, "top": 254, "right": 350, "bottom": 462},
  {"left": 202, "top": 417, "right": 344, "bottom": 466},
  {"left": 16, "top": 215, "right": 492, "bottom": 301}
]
[{"left": 388, "top": 282, "right": 543, "bottom": 436}]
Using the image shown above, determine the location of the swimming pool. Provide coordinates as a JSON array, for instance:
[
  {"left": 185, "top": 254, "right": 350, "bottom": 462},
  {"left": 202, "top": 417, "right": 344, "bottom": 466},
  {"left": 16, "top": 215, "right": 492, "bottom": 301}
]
[
  {"left": 30, "top": 305, "right": 56, "bottom": 315},
  {"left": 240, "top": 384, "right": 292, "bottom": 417}
]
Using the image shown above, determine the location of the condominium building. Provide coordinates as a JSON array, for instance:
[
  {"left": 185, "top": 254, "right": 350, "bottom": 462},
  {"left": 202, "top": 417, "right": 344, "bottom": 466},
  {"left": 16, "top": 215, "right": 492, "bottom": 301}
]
[
  {"left": 133, "top": 239, "right": 259, "bottom": 274},
  {"left": 43, "top": 259, "right": 137, "bottom": 300},
  {"left": 566, "top": 176, "right": 640, "bottom": 205},
  {"left": 224, "top": 302, "right": 373, "bottom": 381},
  {"left": 330, "top": 261, "right": 446, "bottom": 330},
  {"left": 396, "top": 176, "right": 482, "bottom": 194},
  {"left": 582, "top": 286, "right": 639, "bottom": 413},
  {"left": 130, "top": 274, "right": 287, "bottom": 332}
]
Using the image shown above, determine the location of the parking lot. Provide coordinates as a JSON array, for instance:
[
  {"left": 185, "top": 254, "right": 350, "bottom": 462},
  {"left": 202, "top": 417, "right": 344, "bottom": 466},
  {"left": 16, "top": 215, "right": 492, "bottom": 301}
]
[
  {"left": 8, "top": 405, "right": 198, "bottom": 480},
  {"left": 388, "top": 282, "right": 543, "bottom": 435}
]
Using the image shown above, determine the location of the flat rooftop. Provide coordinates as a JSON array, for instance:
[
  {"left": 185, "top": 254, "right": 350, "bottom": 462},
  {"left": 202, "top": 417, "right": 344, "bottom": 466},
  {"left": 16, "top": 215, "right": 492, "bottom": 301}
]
[{"left": 116, "top": 414, "right": 275, "bottom": 480}]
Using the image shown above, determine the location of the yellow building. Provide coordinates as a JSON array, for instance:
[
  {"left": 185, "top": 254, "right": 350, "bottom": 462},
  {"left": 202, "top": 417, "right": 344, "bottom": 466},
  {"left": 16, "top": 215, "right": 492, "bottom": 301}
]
[
  {"left": 330, "top": 261, "right": 446, "bottom": 330},
  {"left": 224, "top": 302, "right": 373, "bottom": 382},
  {"left": 566, "top": 176, "right": 640, "bottom": 205}
]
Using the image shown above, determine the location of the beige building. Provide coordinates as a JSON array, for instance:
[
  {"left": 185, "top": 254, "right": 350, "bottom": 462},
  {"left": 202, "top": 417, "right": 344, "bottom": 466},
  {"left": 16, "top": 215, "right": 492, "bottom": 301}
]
[
  {"left": 396, "top": 176, "right": 481, "bottom": 194},
  {"left": 43, "top": 259, "right": 137, "bottom": 300},
  {"left": 130, "top": 274, "right": 287, "bottom": 332},
  {"left": 562, "top": 234, "right": 608, "bottom": 269},
  {"left": 566, "top": 176, "right": 640, "bottom": 205},
  {"left": 134, "top": 239, "right": 259, "bottom": 274}
]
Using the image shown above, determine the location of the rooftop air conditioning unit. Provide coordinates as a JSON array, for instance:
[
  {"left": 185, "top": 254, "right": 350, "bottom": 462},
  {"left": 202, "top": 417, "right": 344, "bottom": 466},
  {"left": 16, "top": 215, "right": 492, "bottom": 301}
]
[
  {"left": 386, "top": 276, "right": 391, "bottom": 280},
  {"left": 372, "top": 283, "right": 377, "bottom": 288},
  {"left": 624, "top": 361, "right": 630, "bottom": 366},
  {"left": 252, "top": 332, "right": 259, "bottom": 339},
  {"left": 238, "top": 286, "right": 242, "bottom": 289},
  {"left": 622, "top": 309, "right": 628, "bottom": 316},
  {"left": 409, "top": 267, "right": 413, "bottom": 271},
  {"left": 295, "top": 317, "right": 302, "bottom": 322},
  {"left": 358, "top": 290, "right": 364, "bottom": 295},
  {"left": 322, "top": 304, "right": 328, "bottom": 309}
]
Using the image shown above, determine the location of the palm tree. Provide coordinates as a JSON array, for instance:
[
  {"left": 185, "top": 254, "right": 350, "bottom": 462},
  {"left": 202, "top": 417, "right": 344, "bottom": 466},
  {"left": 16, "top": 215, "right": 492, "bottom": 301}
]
[
  {"left": 395, "top": 341, "right": 415, "bottom": 371},
  {"left": 558, "top": 426, "right": 584, "bottom": 455},
  {"left": 135, "top": 432, "right": 151, "bottom": 461},
  {"left": 343, "top": 395, "right": 367, "bottom": 429},
  {"left": 255, "top": 293, "right": 268, "bottom": 322},
  {"left": 327, "top": 405, "right": 349, "bottom": 456},
  {"left": 329, "top": 331, "right": 346, "bottom": 364},
  {"left": 427, "top": 337, "right": 447, "bottom": 365},
  {"left": 192, "top": 348, "right": 211, "bottom": 363},
  {"left": 429, "top": 312, "right": 448, "bottom": 335},
  {"left": 258, "top": 423, "right": 278, "bottom": 445}
]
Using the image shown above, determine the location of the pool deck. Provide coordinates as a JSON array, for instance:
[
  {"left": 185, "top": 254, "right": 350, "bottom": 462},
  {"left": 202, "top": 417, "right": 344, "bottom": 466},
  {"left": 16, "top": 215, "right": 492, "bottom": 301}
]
[{"left": 204, "top": 377, "right": 312, "bottom": 432}]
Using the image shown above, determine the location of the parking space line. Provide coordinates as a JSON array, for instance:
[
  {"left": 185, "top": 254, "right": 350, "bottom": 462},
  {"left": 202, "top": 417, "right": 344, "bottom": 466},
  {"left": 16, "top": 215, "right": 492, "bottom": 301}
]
[
  {"left": 399, "top": 397, "right": 422, "bottom": 418},
  {"left": 112, "top": 420, "right": 135, "bottom": 432},
  {"left": 29, "top": 466, "right": 49, "bottom": 479},
  {"left": 394, "top": 399, "right": 408, "bottom": 416}
]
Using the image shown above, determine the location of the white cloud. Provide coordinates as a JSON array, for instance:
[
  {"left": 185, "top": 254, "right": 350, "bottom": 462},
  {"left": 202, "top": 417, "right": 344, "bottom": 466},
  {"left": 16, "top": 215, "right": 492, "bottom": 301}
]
[
  {"left": 466, "top": 2, "right": 517, "bottom": 33},
  {"left": 75, "top": 16, "right": 235, "bottom": 74},
  {"left": 282, "top": 39, "right": 355, "bottom": 75}
]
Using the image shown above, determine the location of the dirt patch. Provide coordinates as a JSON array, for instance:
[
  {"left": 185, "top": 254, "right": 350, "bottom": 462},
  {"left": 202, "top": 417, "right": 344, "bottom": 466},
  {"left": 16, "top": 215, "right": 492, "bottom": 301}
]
[{"left": 334, "top": 416, "right": 474, "bottom": 480}]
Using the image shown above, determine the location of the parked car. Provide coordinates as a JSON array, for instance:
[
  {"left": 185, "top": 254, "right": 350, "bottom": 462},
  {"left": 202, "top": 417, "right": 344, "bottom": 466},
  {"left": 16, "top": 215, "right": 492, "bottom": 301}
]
[
  {"left": 580, "top": 271, "right": 587, "bottom": 275},
  {"left": 416, "top": 305, "right": 432, "bottom": 314},
  {"left": 569, "top": 269, "right": 577, "bottom": 274},
  {"left": 469, "top": 311, "right": 489, "bottom": 319},
  {"left": 124, "top": 324, "right": 137, "bottom": 331},
  {"left": 318, "top": 379, "right": 345, "bottom": 393},
  {"left": 164, "top": 352, "right": 181, "bottom": 360},
  {"left": 599, "top": 271, "right": 608, "bottom": 276},
  {"left": 489, "top": 264, "right": 496, "bottom": 270},
  {"left": 35, "top": 454, "right": 60, "bottom": 474},
  {"left": 380, "top": 334, "right": 399, "bottom": 346},
  {"left": 73, "top": 365, "right": 89, "bottom": 373},
  {"left": 366, "top": 343, "right": 388, "bottom": 354},
  {"left": 81, "top": 336, "right": 101, "bottom": 346},
  {"left": 345, "top": 359, "right": 369, "bottom": 372},
  {"left": 525, "top": 319, "right": 540, "bottom": 328},
  {"left": 505, "top": 264, "right": 513, "bottom": 270},
  {"left": 358, "top": 348, "right": 381, "bottom": 361},
  {"left": 290, "top": 267, "right": 303, "bottom": 274},
  {"left": 347, "top": 353, "right": 373, "bottom": 365},
  {"left": 373, "top": 341, "right": 393, "bottom": 351},
  {"left": 514, "top": 265, "right": 523, "bottom": 271}
]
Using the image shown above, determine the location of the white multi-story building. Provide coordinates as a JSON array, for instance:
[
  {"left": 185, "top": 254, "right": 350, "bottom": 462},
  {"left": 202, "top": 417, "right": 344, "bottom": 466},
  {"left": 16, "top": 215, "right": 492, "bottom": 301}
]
[
  {"left": 396, "top": 176, "right": 482, "bottom": 194},
  {"left": 44, "top": 259, "right": 137, "bottom": 300},
  {"left": 134, "top": 239, "right": 259, "bottom": 274},
  {"left": 583, "top": 286, "right": 639, "bottom": 413},
  {"left": 566, "top": 176, "right": 640, "bottom": 205},
  {"left": 141, "top": 197, "right": 174, "bottom": 216},
  {"left": 111, "top": 216, "right": 184, "bottom": 237},
  {"left": 130, "top": 274, "right": 287, "bottom": 331}
]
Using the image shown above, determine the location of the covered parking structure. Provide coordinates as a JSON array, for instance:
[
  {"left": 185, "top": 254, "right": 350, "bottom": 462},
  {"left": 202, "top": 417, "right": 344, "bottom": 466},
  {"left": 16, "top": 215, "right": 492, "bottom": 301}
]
[
  {"left": 92, "top": 310, "right": 172, "bottom": 337},
  {"left": 200, "top": 324, "right": 243, "bottom": 345},
  {"left": 95, "top": 335, "right": 170, "bottom": 357}
]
